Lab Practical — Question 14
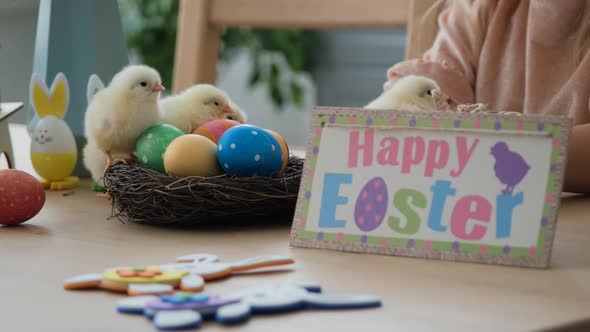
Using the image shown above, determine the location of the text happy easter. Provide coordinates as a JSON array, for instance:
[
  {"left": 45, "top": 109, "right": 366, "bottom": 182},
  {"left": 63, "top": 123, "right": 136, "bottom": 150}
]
[{"left": 318, "top": 128, "right": 525, "bottom": 241}]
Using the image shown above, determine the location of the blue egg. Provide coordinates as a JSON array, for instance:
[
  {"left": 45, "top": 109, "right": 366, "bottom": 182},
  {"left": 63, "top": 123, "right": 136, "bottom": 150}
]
[{"left": 217, "top": 125, "right": 283, "bottom": 177}]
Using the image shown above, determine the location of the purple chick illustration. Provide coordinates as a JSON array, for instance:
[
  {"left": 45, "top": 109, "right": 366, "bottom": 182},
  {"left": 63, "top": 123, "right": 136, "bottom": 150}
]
[{"left": 491, "top": 142, "right": 531, "bottom": 195}]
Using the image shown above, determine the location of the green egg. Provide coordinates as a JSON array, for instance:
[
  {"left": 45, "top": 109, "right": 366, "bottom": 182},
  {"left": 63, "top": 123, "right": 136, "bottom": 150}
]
[{"left": 136, "top": 124, "right": 184, "bottom": 172}]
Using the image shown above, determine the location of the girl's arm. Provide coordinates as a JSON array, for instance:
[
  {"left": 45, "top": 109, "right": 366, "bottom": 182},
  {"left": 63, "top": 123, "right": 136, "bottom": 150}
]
[
  {"left": 564, "top": 122, "right": 590, "bottom": 193},
  {"left": 385, "top": 1, "right": 494, "bottom": 105}
]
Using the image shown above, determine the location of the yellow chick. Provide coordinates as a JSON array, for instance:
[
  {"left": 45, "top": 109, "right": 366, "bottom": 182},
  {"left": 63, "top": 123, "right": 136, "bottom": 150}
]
[
  {"left": 159, "top": 84, "right": 243, "bottom": 134},
  {"left": 84, "top": 65, "right": 165, "bottom": 163},
  {"left": 365, "top": 75, "right": 447, "bottom": 111}
]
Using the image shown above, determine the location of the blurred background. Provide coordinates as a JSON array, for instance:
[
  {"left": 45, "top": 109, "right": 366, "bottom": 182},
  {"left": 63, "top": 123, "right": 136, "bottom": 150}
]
[{"left": 0, "top": 0, "right": 406, "bottom": 146}]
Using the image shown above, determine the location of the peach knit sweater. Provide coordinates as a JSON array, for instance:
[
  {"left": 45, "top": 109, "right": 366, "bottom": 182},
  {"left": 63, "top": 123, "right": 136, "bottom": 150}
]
[{"left": 388, "top": 0, "right": 590, "bottom": 125}]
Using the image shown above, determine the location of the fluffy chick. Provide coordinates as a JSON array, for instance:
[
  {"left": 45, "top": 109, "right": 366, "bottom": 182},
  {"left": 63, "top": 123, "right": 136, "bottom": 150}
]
[
  {"left": 365, "top": 75, "right": 446, "bottom": 111},
  {"left": 159, "top": 84, "right": 242, "bottom": 134},
  {"left": 84, "top": 65, "right": 165, "bottom": 163},
  {"left": 82, "top": 140, "right": 106, "bottom": 186}
]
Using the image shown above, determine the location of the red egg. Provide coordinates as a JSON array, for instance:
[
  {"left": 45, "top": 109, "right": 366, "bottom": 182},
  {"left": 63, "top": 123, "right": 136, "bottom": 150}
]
[
  {"left": 0, "top": 169, "right": 46, "bottom": 225},
  {"left": 192, "top": 119, "right": 241, "bottom": 144}
]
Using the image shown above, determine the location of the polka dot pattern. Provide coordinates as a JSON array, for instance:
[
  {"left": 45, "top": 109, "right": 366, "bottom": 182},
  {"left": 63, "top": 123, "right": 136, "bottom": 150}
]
[
  {"left": 354, "top": 177, "right": 387, "bottom": 232},
  {"left": 136, "top": 124, "right": 184, "bottom": 173},
  {"left": 528, "top": 246, "right": 537, "bottom": 256},
  {"left": 217, "top": 125, "right": 283, "bottom": 177}
]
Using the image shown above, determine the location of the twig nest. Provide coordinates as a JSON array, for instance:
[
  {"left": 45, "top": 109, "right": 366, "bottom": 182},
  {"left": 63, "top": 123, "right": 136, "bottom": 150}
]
[{"left": 103, "top": 156, "right": 304, "bottom": 225}]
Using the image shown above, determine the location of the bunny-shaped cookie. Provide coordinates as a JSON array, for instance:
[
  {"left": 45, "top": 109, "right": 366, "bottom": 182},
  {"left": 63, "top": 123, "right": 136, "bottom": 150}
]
[{"left": 29, "top": 73, "right": 79, "bottom": 190}]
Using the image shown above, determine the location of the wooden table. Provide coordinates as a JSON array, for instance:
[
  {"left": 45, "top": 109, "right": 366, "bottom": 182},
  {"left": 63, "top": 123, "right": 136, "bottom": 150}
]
[{"left": 2, "top": 124, "right": 590, "bottom": 331}]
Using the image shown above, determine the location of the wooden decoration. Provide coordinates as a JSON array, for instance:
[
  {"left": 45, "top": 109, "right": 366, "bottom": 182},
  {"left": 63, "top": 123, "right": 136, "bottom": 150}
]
[{"left": 290, "top": 107, "right": 572, "bottom": 268}]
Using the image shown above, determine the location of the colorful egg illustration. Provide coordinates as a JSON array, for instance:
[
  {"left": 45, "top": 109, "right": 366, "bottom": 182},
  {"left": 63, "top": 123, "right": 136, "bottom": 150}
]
[
  {"left": 30, "top": 116, "right": 78, "bottom": 181},
  {"left": 217, "top": 125, "right": 283, "bottom": 177},
  {"left": 137, "top": 124, "right": 185, "bottom": 173},
  {"left": 192, "top": 119, "right": 241, "bottom": 144},
  {"left": 266, "top": 129, "right": 289, "bottom": 175},
  {"left": 0, "top": 169, "right": 46, "bottom": 225},
  {"left": 164, "top": 134, "right": 221, "bottom": 177},
  {"left": 354, "top": 177, "right": 388, "bottom": 232}
]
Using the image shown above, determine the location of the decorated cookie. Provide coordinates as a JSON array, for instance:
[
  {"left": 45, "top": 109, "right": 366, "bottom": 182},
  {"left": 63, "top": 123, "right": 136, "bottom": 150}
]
[
  {"left": 219, "top": 284, "right": 382, "bottom": 324},
  {"left": 116, "top": 283, "right": 382, "bottom": 330},
  {"left": 64, "top": 254, "right": 294, "bottom": 296},
  {"left": 154, "top": 310, "right": 202, "bottom": 330}
]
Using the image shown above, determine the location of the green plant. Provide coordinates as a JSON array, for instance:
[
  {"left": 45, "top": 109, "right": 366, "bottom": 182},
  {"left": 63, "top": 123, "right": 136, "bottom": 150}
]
[{"left": 118, "top": 0, "right": 317, "bottom": 108}]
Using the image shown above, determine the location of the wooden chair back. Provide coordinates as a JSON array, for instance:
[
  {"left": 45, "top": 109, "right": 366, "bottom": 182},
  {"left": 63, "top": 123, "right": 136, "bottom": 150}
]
[{"left": 172, "top": 0, "right": 441, "bottom": 93}]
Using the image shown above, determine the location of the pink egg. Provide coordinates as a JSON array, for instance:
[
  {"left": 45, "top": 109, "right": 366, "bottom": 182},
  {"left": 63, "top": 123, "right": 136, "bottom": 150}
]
[{"left": 192, "top": 119, "right": 241, "bottom": 144}]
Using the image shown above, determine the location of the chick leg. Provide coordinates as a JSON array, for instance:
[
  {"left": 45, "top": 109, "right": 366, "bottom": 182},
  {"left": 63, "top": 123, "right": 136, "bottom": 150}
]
[
  {"left": 501, "top": 186, "right": 513, "bottom": 195},
  {"left": 99, "top": 152, "right": 112, "bottom": 200},
  {"left": 127, "top": 153, "right": 138, "bottom": 162},
  {"left": 106, "top": 151, "right": 114, "bottom": 166},
  {"left": 96, "top": 191, "right": 111, "bottom": 200},
  {"left": 106, "top": 151, "right": 130, "bottom": 166}
]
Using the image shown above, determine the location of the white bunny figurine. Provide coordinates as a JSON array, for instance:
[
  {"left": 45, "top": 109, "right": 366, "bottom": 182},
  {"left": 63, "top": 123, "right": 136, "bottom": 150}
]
[{"left": 29, "top": 73, "right": 80, "bottom": 190}]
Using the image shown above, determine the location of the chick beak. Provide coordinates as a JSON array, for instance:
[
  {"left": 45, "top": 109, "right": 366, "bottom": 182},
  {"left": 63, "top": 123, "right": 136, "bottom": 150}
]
[
  {"left": 221, "top": 105, "right": 234, "bottom": 113},
  {"left": 151, "top": 83, "right": 165, "bottom": 92}
]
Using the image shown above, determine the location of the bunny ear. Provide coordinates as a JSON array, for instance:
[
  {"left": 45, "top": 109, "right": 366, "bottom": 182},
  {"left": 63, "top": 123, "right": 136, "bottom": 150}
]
[
  {"left": 30, "top": 73, "right": 50, "bottom": 118},
  {"left": 49, "top": 73, "right": 70, "bottom": 119},
  {"left": 30, "top": 73, "right": 69, "bottom": 119},
  {"left": 87, "top": 74, "right": 105, "bottom": 104}
]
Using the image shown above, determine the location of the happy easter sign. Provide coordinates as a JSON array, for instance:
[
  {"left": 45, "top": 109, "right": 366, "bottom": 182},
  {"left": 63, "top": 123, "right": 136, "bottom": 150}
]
[{"left": 290, "top": 107, "right": 572, "bottom": 268}]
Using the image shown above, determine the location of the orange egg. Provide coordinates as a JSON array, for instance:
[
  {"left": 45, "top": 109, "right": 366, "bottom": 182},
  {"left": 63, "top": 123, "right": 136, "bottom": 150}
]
[
  {"left": 266, "top": 129, "right": 289, "bottom": 175},
  {"left": 192, "top": 119, "right": 241, "bottom": 144},
  {"left": 164, "top": 135, "right": 221, "bottom": 177},
  {"left": 0, "top": 169, "right": 45, "bottom": 225}
]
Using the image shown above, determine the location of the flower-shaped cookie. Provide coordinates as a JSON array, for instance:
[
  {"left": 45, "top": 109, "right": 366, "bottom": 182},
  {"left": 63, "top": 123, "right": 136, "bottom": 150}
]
[
  {"left": 64, "top": 254, "right": 294, "bottom": 296},
  {"left": 116, "top": 266, "right": 163, "bottom": 278}
]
